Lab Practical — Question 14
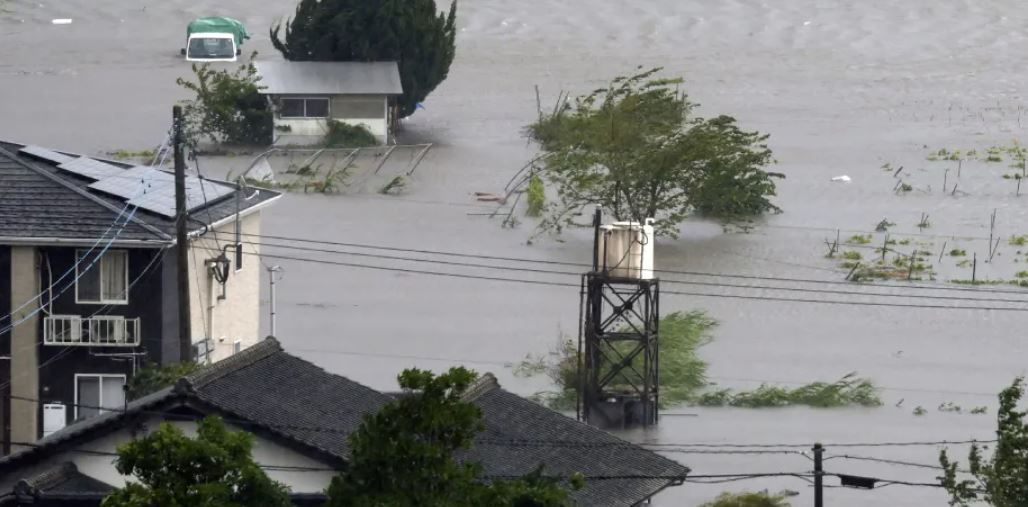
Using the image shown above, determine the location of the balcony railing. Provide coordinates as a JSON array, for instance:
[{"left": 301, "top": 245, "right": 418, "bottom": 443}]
[{"left": 44, "top": 315, "right": 140, "bottom": 346}]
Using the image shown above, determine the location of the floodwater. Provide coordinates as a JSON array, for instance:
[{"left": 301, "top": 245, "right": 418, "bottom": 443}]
[{"left": 3, "top": 0, "right": 1028, "bottom": 504}]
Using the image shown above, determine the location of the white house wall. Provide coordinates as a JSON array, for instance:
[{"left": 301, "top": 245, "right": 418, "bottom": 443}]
[
  {"left": 0, "top": 416, "right": 337, "bottom": 494},
  {"left": 272, "top": 95, "right": 390, "bottom": 144},
  {"left": 187, "top": 212, "right": 262, "bottom": 364}
]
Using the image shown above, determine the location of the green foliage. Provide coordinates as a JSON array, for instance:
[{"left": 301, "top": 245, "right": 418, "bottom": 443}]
[
  {"left": 379, "top": 175, "right": 407, "bottom": 195},
  {"left": 526, "top": 174, "right": 546, "bottom": 217},
  {"left": 324, "top": 121, "right": 378, "bottom": 148},
  {"left": 515, "top": 312, "right": 716, "bottom": 409},
  {"left": 271, "top": 0, "right": 456, "bottom": 118},
  {"left": 176, "top": 57, "right": 272, "bottom": 145},
  {"left": 939, "top": 377, "right": 1028, "bottom": 507},
  {"left": 125, "top": 361, "right": 201, "bottom": 400},
  {"left": 527, "top": 68, "right": 781, "bottom": 237},
  {"left": 325, "top": 367, "right": 581, "bottom": 507},
  {"left": 103, "top": 416, "right": 292, "bottom": 507},
  {"left": 107, "top": 149, "right": 157, "bottom": 161},
  {"left": 950, "top": 249, "right": 968, "bottom": 257},
  {"left": 971, "top": 406, "right": 989, "bottom": 415},
  {"left": 914, "top": 406, "right": 927, "bottom": 416},
  {"left": 700, "top": 491, "right": 791, "bottom": 507},
  {"left": 841, "top": 250, "right": 862, "bottom": 260},
  {"left": 695, "top": 373, "right": 882, "bottom": 408},
  {"left": 848, "top": 234, "right": 872, "bottom": 244},
  {"left": 1011, "top": 235, "right": 1028, "bottom": 247}
]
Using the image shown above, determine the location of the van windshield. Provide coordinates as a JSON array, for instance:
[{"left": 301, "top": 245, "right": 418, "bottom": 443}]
[{"left": 188, "top": 37, "right": 234, "bottom": 59}]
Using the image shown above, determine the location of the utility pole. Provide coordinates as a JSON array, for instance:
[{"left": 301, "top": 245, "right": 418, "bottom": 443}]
[
  {"left": 813, "top": 442, "right": 824, "bottom": 507},
  {"left": 267, "top": 265, "right": 282, "bottom": 336},
  {"left": 173, "top": 106, "right": 192, "bottom": 362}
]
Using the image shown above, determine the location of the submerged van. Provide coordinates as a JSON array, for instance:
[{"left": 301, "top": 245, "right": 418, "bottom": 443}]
[{"left": 182, "top": 17, "right": 249, "bottom": 62}]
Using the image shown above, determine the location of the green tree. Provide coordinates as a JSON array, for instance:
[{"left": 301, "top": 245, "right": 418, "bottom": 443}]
[
  {"left": 939, "top": 377, "right": 1028, "bottom": 506},
  {"left": 700, "top": 491, "right": 792, "bottom": 507},
  {"left": 325, "top": 367, "right": 582, "bottom": 506},
  {"left": 271, "top": 0, "right": 457, "bottom": 118},
  {"left": 177, "top": 56, "right": 272, "bottom": 145},
  {"left": 528, "top": 68, "right": 782, "bottom": 237},
  {"left": 515, "top": 311, "right": 716, "bottom": 409},
  {"left": 102, "top": 416, "right": 292, "bottom": 507},
  {"left": 125, "top": 361, "right": 200, "bottom": 400}
]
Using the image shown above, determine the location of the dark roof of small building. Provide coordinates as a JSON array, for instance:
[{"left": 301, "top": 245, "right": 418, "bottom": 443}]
[
  {"left": 14, "top": 462, "right": 114, "bottom": 496},
  {"left": 0, "top": 338, "right": 687, "bottom": 506},
  {"left": 0, "top": 141, "right": 280, "bottom": 246},
  {"left": 256, "top": 61, "right": 403, "bottom": 96}
]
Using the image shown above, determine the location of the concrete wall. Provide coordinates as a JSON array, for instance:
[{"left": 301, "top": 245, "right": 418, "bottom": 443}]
[
  {"left": 8, "top": 247, "right": 39, "bottom": 452},
  {"left": 187, "top": 212, "right": 262, "bottom": 364},
  {"left": 0, "top": 415, "right": 337, "bottom": 493}
]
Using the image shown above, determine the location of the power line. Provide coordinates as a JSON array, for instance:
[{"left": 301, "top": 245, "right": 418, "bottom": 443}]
[
  {"left": 239, "top": 231, "right": 1028, "bottom": 296},
  {"left": 246, "top": 238, "right": 1028, "bottom": 305},
  {"left": 243, "top": 251, "right": 1028, "bottom": 312},
  {"left": 642, "top": 439, "right": 996, "bottom": 449}
]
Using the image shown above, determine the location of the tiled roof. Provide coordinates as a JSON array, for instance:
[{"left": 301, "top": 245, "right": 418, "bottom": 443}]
[
  {"left": 461, "top": 376, "right": 689, "bottom": 506},
  {"left": 0, "top": 339, "right": 687, "bottom": 506},
  {"left": 0, "top": 141, "right": 280, "bottom": 245},
  {"left": 12, "top": 462, "right": 114, "bottom": 500}
]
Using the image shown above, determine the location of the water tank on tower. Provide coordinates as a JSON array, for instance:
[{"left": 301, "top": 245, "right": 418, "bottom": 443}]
[{"left": 596, "top": 218, "right": 655, "bottom": 279}]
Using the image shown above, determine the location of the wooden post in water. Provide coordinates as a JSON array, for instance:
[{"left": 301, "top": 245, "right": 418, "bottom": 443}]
[
  {"left": 972, "top": 253, "right": 977, "bottom": 283},
  {"left": 939, "top": 241, "right": 947, "bottom": 263},
  {"left": 908, "top": 250, "right": 916, "bottom": 280}
]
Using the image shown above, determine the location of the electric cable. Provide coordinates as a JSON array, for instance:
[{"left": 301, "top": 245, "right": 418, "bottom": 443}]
[
  {"left": 245, "top": 238, "right": 1028, "bottom": 305},
  {"left": 241, "top": 251, "right": 1028, "bottom": 312},
  {"left": 237, "top": 231, "right": 1028, "bottom": 296}
]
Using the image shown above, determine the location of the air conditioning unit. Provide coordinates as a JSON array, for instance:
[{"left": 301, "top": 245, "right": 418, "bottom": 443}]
[
  {"left": 596, "top": 219, "right": 655, "bottom": 279},
  {"left": 43, "top": 403, "right": 67, "bottom": 437}
]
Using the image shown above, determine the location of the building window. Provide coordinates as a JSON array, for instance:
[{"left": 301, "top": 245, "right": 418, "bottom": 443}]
[
  {"left": 76, "top": 250, "right": 128, "bottom": 304},
  {"left": 280, "top": 97, "right": 329, "bottom": 118},
  {"left": 75, "top": 374, "right": 126, "bottom": 420}
]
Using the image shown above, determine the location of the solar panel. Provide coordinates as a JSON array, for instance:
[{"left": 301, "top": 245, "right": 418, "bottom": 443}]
[
  {"left": 87, "top": 166, "right": 171, "bottom": 200},
  {"left": 56, "top": 157, "right": 124, "bottom": 181},
  {"left": 19, "top": 145, "right": 75, "bottom": 165},
  {"left": 88, "top": 167, "right": 235, "bottom": 218}
]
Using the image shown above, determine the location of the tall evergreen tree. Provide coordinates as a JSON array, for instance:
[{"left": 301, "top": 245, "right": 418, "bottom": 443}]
[{"left": 271, "top": 0, "right": 457, "bottom": 118}]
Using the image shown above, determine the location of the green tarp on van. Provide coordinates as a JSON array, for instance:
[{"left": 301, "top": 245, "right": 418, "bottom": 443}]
[{"left": 186, "top": 17, "right": 250, "bottom": 46}]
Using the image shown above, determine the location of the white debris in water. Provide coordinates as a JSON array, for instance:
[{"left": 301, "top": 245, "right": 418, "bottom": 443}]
[
  {"left": 51, "top": 18, "right": 73, "bottom": 25},
  {"left": 803, "top": 20, "right": 812, "bottom": 26},
  {"left": 831, "top": 175, "right": 851, "bottom": 182}
]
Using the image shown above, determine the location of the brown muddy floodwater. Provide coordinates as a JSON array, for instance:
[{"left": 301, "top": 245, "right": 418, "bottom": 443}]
[{"left": 3, "top": 0, "right": 1028, "bottom": 504}]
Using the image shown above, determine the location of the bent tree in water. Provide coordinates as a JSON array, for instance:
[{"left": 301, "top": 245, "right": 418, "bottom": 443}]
[
  {"left": 939, "top": 377, "right": 1028, "bottom": 507},
  {"left": 527, "top": 68, "right": 782, "bottom": 237}
]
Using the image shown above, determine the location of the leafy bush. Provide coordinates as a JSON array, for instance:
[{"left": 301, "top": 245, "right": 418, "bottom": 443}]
[
  {"left": 526, "top": 174, "right": 546, "bottom": 217},
  {"left": 514, "top": 311, "right": 715, "bottom": 409},
  {"left": 177, "top": 57, "right": 272, "bottom": 146},
  {"left": 126, "top": 361, "right": 201, "bottom": 400},
  {"left": 701, "top": 491, "right": 791, "bottom": 507},
  {"left": 323, "top": 121, "right": 378, "bottom": 148},
  {"left": 695, "top": 373, "right": 881, "bottom": 408}
]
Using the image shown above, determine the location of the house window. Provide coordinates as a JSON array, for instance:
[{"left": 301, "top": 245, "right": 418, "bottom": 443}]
[
  {"left": 75, "top": 374, "right": 126, "bottom": 420},
  {"left": 76, "top": 250, "right": 128, "bottom": 304},
  {"left": 280, "top": 97, "right": 329, "bottom": 118}
]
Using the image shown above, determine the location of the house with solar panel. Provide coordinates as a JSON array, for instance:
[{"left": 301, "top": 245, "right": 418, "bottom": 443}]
[
  {"left": 0, "top": 141, "right": 280, "bottom": 455},
  {"left": 255, "top": 61, "right": 404, "bottom": 145}
]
